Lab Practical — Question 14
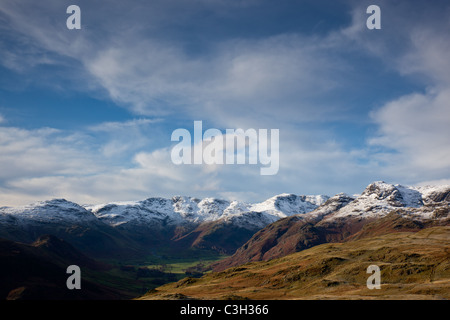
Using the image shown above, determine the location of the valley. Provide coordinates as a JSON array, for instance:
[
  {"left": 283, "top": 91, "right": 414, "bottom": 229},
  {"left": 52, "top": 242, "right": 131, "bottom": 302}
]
[
  {"left": 140, "top": 227, "right": 450, "bottom": 300},
  {"left": 0, "top": 181, "right": 449, "bottom": 300}
]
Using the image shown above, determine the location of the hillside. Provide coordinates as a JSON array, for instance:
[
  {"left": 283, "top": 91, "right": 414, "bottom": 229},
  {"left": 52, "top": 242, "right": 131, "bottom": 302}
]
[
  {"left": 0, "top": 236, "right": 129, "bottom": 300},
  {"left": 140, "top": 226, "right": 450, "bottom": 300},
  {"left": 214, "top": 182, "right": 450, "bottom": 271},
  {"left": 1, "top": 181, "right": 449, "bottom": 300}
]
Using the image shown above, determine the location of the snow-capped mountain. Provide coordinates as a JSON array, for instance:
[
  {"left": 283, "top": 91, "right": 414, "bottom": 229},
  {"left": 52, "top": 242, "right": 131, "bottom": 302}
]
[
  {"left": 249, "top": 193, "right": 329, "bottom": 218},
  {"left": 299, "top": 192, "right": 356, "bottom": 221},
  {"left": 0, "top": 198, "right": 140, "bottom": 258},
  {"left": 0, "top": 199, "right": 97, "bottom": 225},
  {"left": 84, "top": 193, "right": 328, "bottom": 230},
  {"left": 214, "top": 181, "right": 450, "bottom": 271},
  {"left": 0, "top": 181, "right": 448, "bottom": 259},
  {"left": 86, "top": 197, "right": 181, "bottom": 227},
  {"left": 1, "top": 182, "right": 448, "bottom": 234},
  {"left": 0, "top": 192, "right": 329, "bottom": 256},
  {"left": 323, "top": 181, "right": 450, "bottom": 221}
]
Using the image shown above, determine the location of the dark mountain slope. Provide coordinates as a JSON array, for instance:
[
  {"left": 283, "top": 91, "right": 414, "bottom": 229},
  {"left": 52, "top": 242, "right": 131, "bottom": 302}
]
[{"left": 0, "top": 236, "right": 128, "bottom": 300}]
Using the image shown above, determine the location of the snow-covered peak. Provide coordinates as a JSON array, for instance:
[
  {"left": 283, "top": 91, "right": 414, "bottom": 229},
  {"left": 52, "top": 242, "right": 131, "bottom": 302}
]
[
  {"left": 87, "top": 197, "right": 179, "bottom": 227},
  {"left": 2, "top": 181, "right": 448, "bottom": 230},
  {"left": 360, "top": 181, "right": 426, "bottom": 208},
  {"left": 84, "top": 193, "right": 328, "bottom": 229},
  {"left": 325, "top": 182, "right": 449, "bottom": 221},
  {"left": 361, "top": 181, "right": 400, "bottom": 203},
  {"left": 302, "top": 193, "right": 356, "bottom": 220},
  {"left": 197, "top": 198, "right": 234, "bottom": 221},
  {"left": 0, "top": 198, "right": 97, "bottom": 224},
  {"left": 249, "top": 193, "right": 329, "bottom": 218},
  {"left": 172, "top": 196, "right": 233, "bottom": 222},
  {"left": 88, "top": 196, "right": 236, "bottom": 227}
]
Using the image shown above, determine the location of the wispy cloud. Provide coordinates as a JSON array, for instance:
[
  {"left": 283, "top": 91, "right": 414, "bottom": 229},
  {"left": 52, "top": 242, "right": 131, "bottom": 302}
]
[
  {"left": 0, "top": 0, "right": 449, "bottom": 205},
  {"left": 356, "top": 1, "right": 450, "bottom": 185},
  {"left": 0, "top": 0, "right": 356, "bottom": 127},
  {"left": 88, "top": 118, "right": 164, "bottom": 158},
  {"left": 0, "top": 126, "right": 100, "bottom": 181},
  {"left": 88, "top": 118, "right": 162, "bottom": 132}
]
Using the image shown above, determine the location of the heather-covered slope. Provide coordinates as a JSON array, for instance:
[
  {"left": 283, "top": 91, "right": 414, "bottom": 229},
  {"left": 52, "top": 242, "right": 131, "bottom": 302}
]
[{"left": 141, "top": 226, "right": 450, "bottom": 300}]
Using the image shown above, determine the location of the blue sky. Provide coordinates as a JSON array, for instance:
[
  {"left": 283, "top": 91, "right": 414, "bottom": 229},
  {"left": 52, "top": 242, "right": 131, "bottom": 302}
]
[{"left": 1, "top": 0, "right": 450, "bottom": 205}]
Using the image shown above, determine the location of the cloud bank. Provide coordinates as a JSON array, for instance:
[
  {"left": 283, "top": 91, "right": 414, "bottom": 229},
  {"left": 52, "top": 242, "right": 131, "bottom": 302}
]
[{"left": 0, "top": 0, "right": 449, "bottom": 205}]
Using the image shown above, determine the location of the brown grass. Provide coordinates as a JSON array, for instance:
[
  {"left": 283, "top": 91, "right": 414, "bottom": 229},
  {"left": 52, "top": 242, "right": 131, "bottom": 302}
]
[{"left": 138, "top": 226, "right": 450, "bottom": 300}]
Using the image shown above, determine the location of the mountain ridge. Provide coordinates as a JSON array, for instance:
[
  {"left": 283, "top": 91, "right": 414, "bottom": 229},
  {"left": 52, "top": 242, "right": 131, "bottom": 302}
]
[
  {"left": 0, "top": 192, "right": 329, "bottom": 256},
  {"left": 0, "top": 235, "right": 127, "bottom": 299},
  {"left": 0, "top": 181, "right": 449, "bottom": 260},
  {"left": 213, "top": 181, "right": 450, "bottom": 271},
  {"left": 0, "top": 181, "right": 449, "bottom": 300}
]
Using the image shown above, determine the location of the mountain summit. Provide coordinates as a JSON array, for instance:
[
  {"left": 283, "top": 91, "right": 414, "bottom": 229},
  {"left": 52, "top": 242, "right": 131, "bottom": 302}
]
[
  {"left": 213, "top": 181, "right": 450, "bottom": 271},
  {"left": 0, "top": 181, "right": 449, "bottom": 259},
  {"left": 0, "top": 192, "right": 328, "bottom": 256}
]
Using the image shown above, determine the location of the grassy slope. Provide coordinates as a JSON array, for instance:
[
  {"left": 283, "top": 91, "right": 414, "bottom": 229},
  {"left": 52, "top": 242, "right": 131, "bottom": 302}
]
[
  {"left": 140, "top": 226, "right": 450, "bottom": 300},
  {"left": 213, "top": 212, "right": 449, "bottom": 272}
]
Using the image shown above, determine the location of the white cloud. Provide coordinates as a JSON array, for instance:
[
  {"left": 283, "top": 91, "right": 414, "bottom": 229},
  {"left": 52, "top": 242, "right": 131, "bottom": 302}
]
[
  {"left": 363, "top": 2, "right": 450, "bottom": 184},
  {"left": 0, "top": 119, "right": 376, "bottom": 206},
  {"left": 83, "top": 33, "right": 349, "bottom": 129},
  {"left": 1, "top": 0, "right": 450, "bottom": 206},
  {"left": 0, "top": 126, "right": 101, "bottom": 181},
  {"left": 0, "top": 144, "right": 223, "bottom": 206},
  {"left": 0, "top": 0, "right": 354, "bottom": 129},
  {"left": 398, "top": 28, "right": 450, "bottom": 87},
  {"left": 369, "top": 88, "right": 450, "bottom": 180},
  {"left": 330, "top": 1, "right": 450, "bottom": 186},
  {"left": 415, "top": 179, "right": 450, "bottom": 188},
  {"left": 87, "top": 118, "right": 164, "bottom": 158},
  {"left": 88, "top": 118, "right": 161, "bottom": 132},
  {"left": 0, "top": 120, "right": 234, "bottom": 205}
]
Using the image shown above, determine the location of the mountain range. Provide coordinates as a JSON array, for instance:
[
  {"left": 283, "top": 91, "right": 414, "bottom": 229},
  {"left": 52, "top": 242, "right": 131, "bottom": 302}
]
[
  {"left": 0, "top": 181, "right": 449, "bottom": 299},
  {"left": 214, "top": 181, "right": 450, "bottom": 271},
  {"left": 1, "top": 181, "right": 448, "bottom": 259},
  {"left": 0, "top": 192, "right": 329, "bottom": 257}
]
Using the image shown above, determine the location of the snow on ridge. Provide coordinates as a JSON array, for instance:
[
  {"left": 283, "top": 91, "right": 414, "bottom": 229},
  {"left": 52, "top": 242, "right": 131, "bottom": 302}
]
[
  {"left": 249, "top": 193, "right": 329, "bottom": 218},
  {"left": 325, "top": 181, "right": 450, "bottom": 221},
  {"left": 414, "top": 184, "right": 450, "bottom": 203},
  {"left": 2, "top": 181, "right": 449, "bottom": 228},
  {"left": 85, "top": 193, "right": 328, "bottom": 228},
  {"left": 87, "top": 197, "right": 180, "bottom": 227},
  {"left": 301, "top": 193, "right": 356, "bottom": 220},
  {"left": 0, "top": 198, "right": 97, "bottom": 224},
  {"left": 395, "top": 184, "right": 423, "bottom": 208}
]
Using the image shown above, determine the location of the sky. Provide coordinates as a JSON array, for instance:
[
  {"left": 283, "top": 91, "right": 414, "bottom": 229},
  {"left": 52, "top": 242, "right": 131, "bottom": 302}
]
[{"left": 0, "top": 0, "right": 450, "bottom": 206}]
